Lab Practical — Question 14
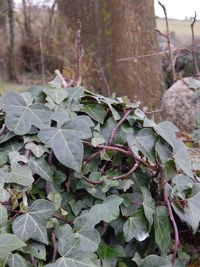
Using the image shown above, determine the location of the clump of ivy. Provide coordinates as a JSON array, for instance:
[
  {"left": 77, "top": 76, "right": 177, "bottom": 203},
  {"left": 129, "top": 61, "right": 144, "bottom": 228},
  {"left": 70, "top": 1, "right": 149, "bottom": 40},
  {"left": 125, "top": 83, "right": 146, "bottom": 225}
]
[{"left": 0, "top": 73, "right": 199, "bottom": 267}]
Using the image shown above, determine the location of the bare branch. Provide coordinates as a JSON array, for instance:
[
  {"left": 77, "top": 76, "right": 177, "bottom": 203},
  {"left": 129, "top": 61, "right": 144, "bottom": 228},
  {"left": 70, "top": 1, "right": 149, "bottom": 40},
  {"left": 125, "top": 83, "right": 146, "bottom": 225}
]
[
  {"left": 190, "top": 12, "right": 200, "bottom": 77},
  {"left": 39, "top": 38, "right": 46, "bottom": 88},
  {"left": 158, "top": 1, "right": 176, "bottom": 82},
  {"left": 97, "top": 58, "right": 111, "bottom": 97},
  {"left": 83, "top": 176, "right": 104, "bottom": 185},
  {"left": 55, "top": 69, "right": 68, "bottom": 87}
]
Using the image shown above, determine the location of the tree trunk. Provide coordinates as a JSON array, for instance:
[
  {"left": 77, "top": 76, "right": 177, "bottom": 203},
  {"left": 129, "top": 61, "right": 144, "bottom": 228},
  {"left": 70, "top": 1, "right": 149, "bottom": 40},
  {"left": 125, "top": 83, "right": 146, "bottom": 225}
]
[
  {"left": 57, "top": 0, "right": 163, "bottom": 108},
  {"left": 0, "top": 0, "right": 7, "bottom": 31},
  {"left": 7, "top": 0, "right": 16, "bottom": 81}
]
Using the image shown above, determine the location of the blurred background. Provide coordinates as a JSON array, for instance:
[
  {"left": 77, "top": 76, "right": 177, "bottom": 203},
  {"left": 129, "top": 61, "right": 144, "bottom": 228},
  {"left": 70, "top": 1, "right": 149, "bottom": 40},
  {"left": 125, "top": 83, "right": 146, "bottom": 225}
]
[{"left": 0, "top": 0, "right": 200, "bottom": 108}]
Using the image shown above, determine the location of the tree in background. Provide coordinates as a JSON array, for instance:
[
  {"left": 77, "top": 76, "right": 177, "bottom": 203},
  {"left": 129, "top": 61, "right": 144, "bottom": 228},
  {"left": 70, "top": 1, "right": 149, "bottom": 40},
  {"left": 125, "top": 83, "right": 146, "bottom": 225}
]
[{"left": 57, "top": 0, "right": 163, "bottom": 108}]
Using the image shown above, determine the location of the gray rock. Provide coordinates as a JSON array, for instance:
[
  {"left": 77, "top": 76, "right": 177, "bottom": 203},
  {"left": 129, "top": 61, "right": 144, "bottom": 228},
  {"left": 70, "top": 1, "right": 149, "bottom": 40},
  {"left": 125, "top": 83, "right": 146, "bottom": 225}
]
[{"left": 160, "top": 77, "right": 200, "bottom": 133}]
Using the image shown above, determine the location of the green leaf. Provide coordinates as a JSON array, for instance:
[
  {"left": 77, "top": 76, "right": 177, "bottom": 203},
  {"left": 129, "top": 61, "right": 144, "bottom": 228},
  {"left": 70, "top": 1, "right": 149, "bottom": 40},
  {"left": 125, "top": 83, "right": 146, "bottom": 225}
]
[
  {"left": 12, "top": 200, "right": 55, "bottom": 244},
  {"left": 0, "top": 204, "right": 7, "bottom": 226},
  {"left": 123, "top": 209, "right": 149, "bottom": 242},
  {"left": 82, "top": 104, "right": 106, "bottom": 124},
  {"left": 25, "top": 142, "right": 48, "bottom": 158},
  {"left": 28, "top": 156, "right": 53, "bottom": 182},
  {"left": 20, "top": 241, "right": 46, "bottom": 261},
  {"left": 3, "top": 91, "right": 52, "bottom": 135},
  {"left": 136, "top": 128, "right": 156, "bottom": 162},
  {"left": 97, "top": 240, "right": 125, "bottom": 266},
  {"left": 173, "top": 139, "right": 194, "bottom": 178},
  {"left": 154, "top": 121, "right": 178, "bottom": 147},
  {"left": 155, "top": 140, "right": 172, "bottom": 164},
  {"left": 138, "top": 255, "right": 171, "bottom": 267},
  {"left": 172, "top": 184, "right": 200, "bottom": 233},
  {"left": 4, "top": 164, "right": 34, "bottom": 186},
  {"left": 74, "top": 214, "right": 101, "bottom": 252},
  {"left": 141, "top": 187, "right": 155, "bottom": 230},
  {"left": 43, "top": 86, "right": 68, "bottom": 105},
  {"left": 38, "top": 116, "right": 92, "bottom": 171},
  {"left": 7, "top": 253, "right": 32, "bottom": 267},
  {"left": 45, "top": 252, "right": 99, "bottom": 267},
  {"left": 0, "top": 233, "right": 26, "bottom": 266},
  {"left": 154, "top": 206, "right": 172, "bottom": 255}
]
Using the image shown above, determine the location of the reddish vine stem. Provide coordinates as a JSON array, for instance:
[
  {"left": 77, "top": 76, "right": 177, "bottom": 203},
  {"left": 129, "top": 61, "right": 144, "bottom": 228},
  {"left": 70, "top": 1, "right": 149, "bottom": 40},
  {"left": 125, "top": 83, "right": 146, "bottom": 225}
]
[
  {"left": 159, "top": 166, "right": 179, "bottom": 266},
  {"left": 113, "top": 160, "right": 140, "bottom": 180},
  {"left": 82, "top": 141, "right": 157, "bottom": 170},
  {"left": 109, "top": 109, "right": 131, "bottom": 145},
  {"left": 51, "top": 228, "right": 57, "bottom": 262},
  {"left": 83, "top": 175, "right": 104, "bottom": 185},
  {"left": 84, "top": 151, "right": 100, "bottom": 163},
  {"left": 53, "top": 214, "right": 73, "bottom": 226},
  {"left": 0, "top": 125, "right": 6, "bottom": 136}
]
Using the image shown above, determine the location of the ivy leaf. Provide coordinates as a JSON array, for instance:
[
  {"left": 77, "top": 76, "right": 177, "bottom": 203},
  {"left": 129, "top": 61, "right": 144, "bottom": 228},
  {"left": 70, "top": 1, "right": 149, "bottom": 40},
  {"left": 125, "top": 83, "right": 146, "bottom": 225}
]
[
  {"left": 43, "top": 86, "right": 68, "bottom": 105},
  {"left": 3, "top": 91, "right": 52, "bottom": 135},
  {"left": 82, "top": 104, "right": 106, "bottom": 124},
  {"left": 20, "top": 241, "right": 46, "bottom": 261},
  {"left": 154, "top": 121, "right": 178, "bottom": 147},
  {"left": 154, "top": 206, "right": 172, "bottom": 255},
  {"left": 7, "top": 253, "right": 32, "bottom": 267},
  {"left": 38, "top": 117, "right": 93, "bottom": 171},
  {"left": 172, "top": 184, "right": 200, "bottom": 233},
  {"left": 28, "top": 156, "right": 53, "bottom": 182},
  {"left": 123, "top": 209, "right": 149, "bottom": 242},
  {"left": 66, "top": 87, "right": 84, "bottom": 112},
  {"left": 0, "top": 204, "right": 7, "bottom": 226},
  {"left": 4, "top": 164, "right": 34, "bottom": 186},
  {"left": 138, "top": 255, "right": 171, "bottom": 267},
  {"left": 97, "top": 240, "right": 125, "bottom": 266},
  {"left": 45, "top": 252, "right": 99, "bottom": 267},
  {"left": 12, "top": 200, "right": 55, "bottom": 244},
  {"left": 173, "top": 139, "right": 194, "bottom": 178},
  {"left": 155, "top": 140, "right": 172, "bottom": 164},
  {"left": 88, "top": 195, "right": 123, "bottom": 225},
  {"left": 25, "top": 142, "right": 48, "bottom": 158},
  {"left": 74, "top": 214, "right": 101, "bottom": 252},
  {"left": 136, "top": 128, "right": 156, "bottom": 162},
  {"left": 141, "top": 187, "right": 155, "bottom": 230},
  {"left": 0, "top": 233, "right": 26, "bottom": 266}
]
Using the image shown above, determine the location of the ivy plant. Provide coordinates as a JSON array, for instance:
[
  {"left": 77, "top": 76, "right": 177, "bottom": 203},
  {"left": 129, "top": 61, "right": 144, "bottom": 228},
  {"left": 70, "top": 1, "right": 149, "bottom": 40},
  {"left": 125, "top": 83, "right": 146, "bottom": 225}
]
[{"left": 0, "top": 74, "right": 199, "bottom": 266}]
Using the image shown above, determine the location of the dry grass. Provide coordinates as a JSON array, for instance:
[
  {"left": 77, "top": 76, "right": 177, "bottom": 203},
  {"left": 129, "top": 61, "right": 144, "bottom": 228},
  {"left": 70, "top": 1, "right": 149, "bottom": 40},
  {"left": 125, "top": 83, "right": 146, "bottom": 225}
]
[{"left": 156, "top": 18, "right": 200, "bottom": 44}]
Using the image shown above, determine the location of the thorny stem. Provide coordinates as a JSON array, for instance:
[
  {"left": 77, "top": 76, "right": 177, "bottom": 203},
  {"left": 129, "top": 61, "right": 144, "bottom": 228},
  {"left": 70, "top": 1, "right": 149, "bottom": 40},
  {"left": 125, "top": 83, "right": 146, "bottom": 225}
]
[
  {"left": 113, "top": 160, "right": 140, "bottom": 180},
  {"left": 109, "top": 109, "right": 131, "bottom": 146},
  {"left": 159, "top": 166, "right": 179, "bottom": 266},
  {"left": 51, "top": 228, "right": 57, "bottom": 262},
  {"left": 190, "top": 12, "right": 200, "bottom": 77}
]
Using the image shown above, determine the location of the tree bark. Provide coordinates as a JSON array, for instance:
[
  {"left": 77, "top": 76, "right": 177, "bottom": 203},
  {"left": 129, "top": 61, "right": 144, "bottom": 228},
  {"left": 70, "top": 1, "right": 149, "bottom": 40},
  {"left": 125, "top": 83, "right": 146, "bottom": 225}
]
[
  {"left": 57, "top": 0, "right": 163, "bottom": 108},
  {"left": 7, "top": 0, "right": 16, "bottom": 80}
]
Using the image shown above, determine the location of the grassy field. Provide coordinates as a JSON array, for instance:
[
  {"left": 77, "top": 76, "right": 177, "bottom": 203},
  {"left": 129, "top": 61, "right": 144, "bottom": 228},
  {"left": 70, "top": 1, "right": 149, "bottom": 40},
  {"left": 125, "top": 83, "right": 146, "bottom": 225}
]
[{"left": 156, "top": 18, "right": 200, "bottom": 44}]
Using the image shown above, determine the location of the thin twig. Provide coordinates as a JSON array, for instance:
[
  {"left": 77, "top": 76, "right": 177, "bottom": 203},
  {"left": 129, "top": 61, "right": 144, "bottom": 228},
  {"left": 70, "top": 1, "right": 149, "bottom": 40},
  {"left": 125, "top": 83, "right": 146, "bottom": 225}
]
[
  {"left": 109, "top": 109, "right": 131, "bottom": 145},
  {"left": 191, "top": 12, "right": 200, "bottom": 77},
  {"left": 76, "top": 19, "right": 84, "bottom": 84},
  {"left": 51, "top": 228, "right": 57, "bottom": 262},
  {"left": 159, "top": 166, "right": 179, "bottom": 266},
  {"left": 113, "top": 161, "right": 140, "bottom": 180},
  {"left": 145, "top": 109, "right": 162, "bottom": 115},
  {"left": 84, "top": 151, "right": 100, "bottom": 163},
  {"left": 66, "top": 174, "right": 71, "bottom": 192},
  {"left": 155, "top": 28, "right": 167, "bottom": 38},
  {"left": 83, "top": 176, "right": 104, "bottom": 185},
  {"left": 158, "top": 1, "right": 176, "bottom": 82},
  {"left": 39, "top": 38, "right": 46, "bottom": 88},
  {"left": 97, "top": 58, "right": 111, "bottom": 97},
  {"left": 55, "top": 69, "right": 68, "bottom": 87}
]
